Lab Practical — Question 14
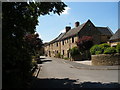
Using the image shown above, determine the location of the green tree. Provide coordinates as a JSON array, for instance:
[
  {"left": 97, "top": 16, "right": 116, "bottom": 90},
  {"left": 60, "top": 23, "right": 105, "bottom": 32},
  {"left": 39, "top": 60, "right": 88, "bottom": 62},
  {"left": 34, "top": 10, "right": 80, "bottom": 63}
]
[{"left": 2, "top": 2, "right": 67, "bottom": 88}]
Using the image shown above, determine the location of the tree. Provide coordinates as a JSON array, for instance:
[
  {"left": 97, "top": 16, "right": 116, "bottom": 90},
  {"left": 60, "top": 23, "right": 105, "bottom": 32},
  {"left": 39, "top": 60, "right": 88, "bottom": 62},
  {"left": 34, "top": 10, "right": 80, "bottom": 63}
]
[
  {"left": 76, "top": 36, "right": 93, "bottom": 60},
  {"left": 2, "top": 2, "right": 67, "bottom": 88},
  {"left": 76, "top": 36, "right": 93, "bottom": 51},
  {"left": 24, "top": 33, "right": 43, "bottom": 56}
]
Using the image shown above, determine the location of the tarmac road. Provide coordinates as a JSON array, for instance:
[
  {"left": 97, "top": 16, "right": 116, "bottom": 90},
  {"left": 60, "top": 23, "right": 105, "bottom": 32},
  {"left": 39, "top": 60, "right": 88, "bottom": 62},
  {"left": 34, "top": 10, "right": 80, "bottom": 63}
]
[{"left": 31, "top": 56, "right": 120, "bottom": 88}]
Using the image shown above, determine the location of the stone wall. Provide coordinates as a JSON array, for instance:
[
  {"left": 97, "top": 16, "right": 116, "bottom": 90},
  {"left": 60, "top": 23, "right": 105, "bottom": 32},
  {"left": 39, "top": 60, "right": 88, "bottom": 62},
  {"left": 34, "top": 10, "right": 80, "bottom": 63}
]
[
  {"left": 92, "top": 54, "right": 120, "bottom": 65},
  {"left": 60, "top": 36, "right": 78, "bottom": 58}
]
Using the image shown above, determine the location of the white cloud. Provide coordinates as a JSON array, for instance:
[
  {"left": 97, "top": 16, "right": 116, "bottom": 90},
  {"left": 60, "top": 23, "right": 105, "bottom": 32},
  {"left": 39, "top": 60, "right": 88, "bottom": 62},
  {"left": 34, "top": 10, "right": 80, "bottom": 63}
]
[
  {"left": 59, "top": 29, "right": 66, "bottom": 34},
  {"left": 61, "top": 7, "right": 71, "bottom": 15},
  {"left": 35, "top": 32, "right": 42, "bottom": 38},
  {"left": 39, "top": 33, "right": 42, "bottom": 38}
]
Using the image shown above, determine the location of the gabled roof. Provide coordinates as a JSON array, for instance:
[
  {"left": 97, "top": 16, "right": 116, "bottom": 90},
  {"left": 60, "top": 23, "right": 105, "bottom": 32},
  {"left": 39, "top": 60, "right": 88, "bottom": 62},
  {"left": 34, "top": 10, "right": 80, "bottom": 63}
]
[
  {"left": 44, "top": 43, "right": 49, "bottom": 46},
  {"left": 47, "top": 19, "right": 114, "bottom": 44},
  {"left": 109, "top": 29, "right": 120, "bottom": 40},
  {"left": 49, "top": 33, "right": 65, "bottom": 44},
  {"left": 96, "top": 27, "right": 113, "bottom": 36},
  {"left": 60, "top": 22, "right": 87, "bottom": 40},
  {"left": 56, "top": 33, "right": 65, "bottom": 41}
]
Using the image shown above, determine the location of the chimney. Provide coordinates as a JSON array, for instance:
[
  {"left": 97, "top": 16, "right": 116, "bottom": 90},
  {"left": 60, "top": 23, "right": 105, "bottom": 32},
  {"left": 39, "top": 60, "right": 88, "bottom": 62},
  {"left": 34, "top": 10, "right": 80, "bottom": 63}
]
[
  {"left": 75, "top": 21, "right": 80, "bottom": 27},
  {"left": 65, "top": 26, "right": 71, "bottom": 32}
]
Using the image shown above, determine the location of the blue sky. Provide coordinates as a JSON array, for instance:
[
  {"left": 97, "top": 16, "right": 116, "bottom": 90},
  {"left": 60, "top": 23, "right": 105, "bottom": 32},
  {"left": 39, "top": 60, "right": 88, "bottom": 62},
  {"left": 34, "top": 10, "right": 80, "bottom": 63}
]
[{"left": 36, "top": 2, "right": 118, "bottom": 43}]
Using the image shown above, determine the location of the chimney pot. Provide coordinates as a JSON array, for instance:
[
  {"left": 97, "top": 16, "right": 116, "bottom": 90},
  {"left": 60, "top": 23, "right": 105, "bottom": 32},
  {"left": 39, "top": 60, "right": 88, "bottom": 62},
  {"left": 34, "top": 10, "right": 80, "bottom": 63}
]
[
  {"left": 75, "top": 21, "right": 80, "bottom": 27},
  {"left": 65, "top": 26, "right": 71, "bottom": 32}
]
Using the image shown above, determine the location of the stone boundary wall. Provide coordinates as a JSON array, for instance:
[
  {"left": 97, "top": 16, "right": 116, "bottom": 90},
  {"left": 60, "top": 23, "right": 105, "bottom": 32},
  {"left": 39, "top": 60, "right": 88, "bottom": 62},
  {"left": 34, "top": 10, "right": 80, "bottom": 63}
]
[{"left": 92, "top": 53, "right": 120, "bottom": 65}]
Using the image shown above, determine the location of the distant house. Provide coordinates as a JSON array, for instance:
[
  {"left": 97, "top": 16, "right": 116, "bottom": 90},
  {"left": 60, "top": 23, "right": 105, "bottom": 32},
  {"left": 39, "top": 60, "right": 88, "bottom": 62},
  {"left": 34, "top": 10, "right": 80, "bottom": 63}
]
[
  {"left": 44, "top": 19, "right": 113, "bottom": 59},
  {"left": 109, "top": 29, "right": 120, "bottom": 47}
]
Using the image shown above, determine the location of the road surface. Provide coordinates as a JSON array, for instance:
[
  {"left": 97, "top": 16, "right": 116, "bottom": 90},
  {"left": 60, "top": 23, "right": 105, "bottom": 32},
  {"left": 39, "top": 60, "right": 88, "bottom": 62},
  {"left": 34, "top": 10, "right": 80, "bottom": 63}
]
[{"left": 31, "top": 56, "right": 119, "bottom": 88}]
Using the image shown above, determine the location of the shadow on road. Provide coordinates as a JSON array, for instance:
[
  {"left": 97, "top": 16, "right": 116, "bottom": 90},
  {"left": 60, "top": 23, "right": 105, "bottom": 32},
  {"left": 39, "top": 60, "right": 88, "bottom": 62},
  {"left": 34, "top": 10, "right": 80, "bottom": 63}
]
[
  {"left": 31, "top": 77, "right": 120, "bottom": 88},
  {"left": 40, "top": 57, "right": 46, "bottom": 59},
  {"left": 37, "top": 59, "right": 52, "bottom": 64}
]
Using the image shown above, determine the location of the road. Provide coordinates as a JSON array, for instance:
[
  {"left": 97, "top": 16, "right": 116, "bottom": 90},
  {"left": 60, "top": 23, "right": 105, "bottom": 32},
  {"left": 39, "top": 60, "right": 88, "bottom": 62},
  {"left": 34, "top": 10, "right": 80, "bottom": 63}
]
[{"left": 31, "top": 56, "right": 119, "bottom": 88}]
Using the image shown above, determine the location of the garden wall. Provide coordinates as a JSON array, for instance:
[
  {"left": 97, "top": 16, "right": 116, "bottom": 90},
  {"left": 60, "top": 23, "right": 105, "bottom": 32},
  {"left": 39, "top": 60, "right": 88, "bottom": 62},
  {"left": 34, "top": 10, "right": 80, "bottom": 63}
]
[{"left": 92, "top": 53, "right": 120, "bottom": 65}]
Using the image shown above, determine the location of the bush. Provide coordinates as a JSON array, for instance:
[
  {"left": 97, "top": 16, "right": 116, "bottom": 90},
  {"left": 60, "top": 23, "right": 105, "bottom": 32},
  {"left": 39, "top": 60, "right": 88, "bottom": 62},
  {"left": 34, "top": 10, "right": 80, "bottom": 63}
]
[
  {"left": 116, "top": 44, "right": 120, "bottom": 53},
  {"left": 104, "top": 47, "right": 116, "bottom": 54},
  {"left": 99, "top": 43, "right": 110, "bottom": 51},
  {"left": 31, "top": 60, "right": 37, "bottom": 67},
  {"left": 64, "top": 57, "right": 69, "bottom": 60},
  {"left": 90, "top": 43, "right": 111, "bottom": 55},
  {"left": 76, "top": 36, "right": 93, "bottom": 51},
  {"left": 55, "top": 53, "right": 61, "bottom": 58},
  {"left": 69, "top": 47, "right": 80, "bottom": 57},
  {"left": 90, "top": 45, "right": 102, "bottom": 55},
  {"left": 95, "top": 51, "right": 103, "bottom": 55}
]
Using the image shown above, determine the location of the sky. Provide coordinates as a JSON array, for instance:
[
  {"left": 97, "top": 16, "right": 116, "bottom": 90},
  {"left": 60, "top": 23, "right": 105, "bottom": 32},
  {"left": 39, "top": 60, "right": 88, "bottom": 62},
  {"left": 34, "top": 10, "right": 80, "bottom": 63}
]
[{"left": 36, "top": 2, "right": 118, "bottom": 43}]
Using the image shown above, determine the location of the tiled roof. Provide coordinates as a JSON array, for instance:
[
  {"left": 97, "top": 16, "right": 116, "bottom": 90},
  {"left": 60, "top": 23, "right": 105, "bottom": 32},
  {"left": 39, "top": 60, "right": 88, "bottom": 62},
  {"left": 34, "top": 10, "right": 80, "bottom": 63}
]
[
  {"left": 49, "top": 33, "right": 65, "bottom": 44},
  {"left": 60, "top": 22, "right": 86, "bottom": 40},
  {"left": 47, "top": 20, "right": 114, "bottom": 44},
  {"left": 97, "top": 27, "right": 113, "bottom": 36},
  {"left": 109, "top": 29, "right": 120, "bottom": 40},
  {"left": 56, "top": 33, "right": 65, "bottom": 41},
  {"left": 44, "top": 42, "right": 49, "bottom": 46}
]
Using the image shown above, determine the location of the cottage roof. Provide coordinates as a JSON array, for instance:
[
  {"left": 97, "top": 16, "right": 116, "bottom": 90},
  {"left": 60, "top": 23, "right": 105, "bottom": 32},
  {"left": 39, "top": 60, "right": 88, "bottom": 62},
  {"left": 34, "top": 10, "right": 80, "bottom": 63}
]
[
  {"left": 47, "top": 20, "right": 114, "bottom": 44},
  {"left": 56, "top": 33, "right": 65, "bottom": 41},
  {"left": 44, "top": 42, "right": 49, "bottom": 46},
  {"left": 49, "top": 33, "right": 65, "bottom": 44},
  {"left": 96, "top": 27, "right": 113, "bottom": 36},
  {"left": 109, "top": 29, "right": 120, "bottom": 40},
  {"left": 60, "top": 22, "right": 86, "bottom": 40}
]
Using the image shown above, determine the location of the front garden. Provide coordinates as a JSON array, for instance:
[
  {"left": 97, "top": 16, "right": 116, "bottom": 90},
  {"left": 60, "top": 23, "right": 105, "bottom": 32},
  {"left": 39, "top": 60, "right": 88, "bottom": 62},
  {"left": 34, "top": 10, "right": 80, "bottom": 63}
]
[{"left": 90, "top": 43, "right": 120, "bottom": 65}]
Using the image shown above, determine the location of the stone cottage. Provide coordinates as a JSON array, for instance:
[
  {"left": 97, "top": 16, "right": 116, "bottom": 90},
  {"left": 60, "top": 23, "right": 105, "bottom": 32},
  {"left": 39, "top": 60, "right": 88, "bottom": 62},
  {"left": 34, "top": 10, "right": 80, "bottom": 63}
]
[
  {"left": 44, "top": 19, "right": 113, "bottom": 59},
  {"left": 109, "top": 29, "right": 120, "bottom": 47}
]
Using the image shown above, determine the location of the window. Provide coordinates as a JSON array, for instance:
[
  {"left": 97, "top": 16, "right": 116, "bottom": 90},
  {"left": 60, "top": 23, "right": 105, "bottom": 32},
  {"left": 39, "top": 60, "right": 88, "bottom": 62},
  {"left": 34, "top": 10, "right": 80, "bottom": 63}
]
[
  {"left": 62, "top": 40, "right": 64, "bottom": 45},
  {"left": 63, "top": 50, "right": 64, "bottom": 55},
  {"left": 107, "top": 36, "right": 110, "bottom": 39},
  {"left": 72, "top": 37, "right": 74, "bottom": 43},
  {"left": 56, "top": 42, "right": 58, "bottom": 47}
]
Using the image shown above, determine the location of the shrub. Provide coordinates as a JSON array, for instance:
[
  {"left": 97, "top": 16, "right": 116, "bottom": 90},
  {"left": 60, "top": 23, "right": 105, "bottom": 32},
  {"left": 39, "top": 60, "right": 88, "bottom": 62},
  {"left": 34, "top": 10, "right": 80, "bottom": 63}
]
[
  {"left": 76, "top": 36, "right": 93, "bottom": 51},
  {"left": 116, "top": 44, "right": 120, "bottom": 53},
  {"left": 31, "top": 60, "right": 37, "bottom": 67},
  {"left": 95, "top": 51, "right": 103, "bottom": 55},
  {"left": 55, "top": 53, "right": 61, "bottom": 58},
  {"left": 104, "top": 47, "right": 116, "bottom": 54},
  {"left": 90, "top": 43, "right": 111, "bottom": 55},
  {"left": 69, "top": 47, "right": 80, "bottom": 57},
  {"left": 64, "top": 57, "right": 69, "bottom": 60},
  {"left": 90, "top": 45, "right": 102, "bottom": 55},
  {"left": 99, "top": 43, "right": 110, "bottom": 51}
]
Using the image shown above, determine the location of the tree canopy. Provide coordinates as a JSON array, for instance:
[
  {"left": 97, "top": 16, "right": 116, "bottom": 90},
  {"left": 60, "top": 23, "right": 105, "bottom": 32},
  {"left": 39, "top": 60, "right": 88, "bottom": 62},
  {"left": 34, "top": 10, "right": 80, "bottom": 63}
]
[{"left": 2, "top": 2, "right": 67, "bottom": 88}]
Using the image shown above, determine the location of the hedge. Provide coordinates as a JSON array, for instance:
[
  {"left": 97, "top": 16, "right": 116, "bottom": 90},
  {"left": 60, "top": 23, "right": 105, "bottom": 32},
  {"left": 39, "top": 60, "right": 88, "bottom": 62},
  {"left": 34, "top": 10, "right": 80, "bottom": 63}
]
[
  {"left": 116, "top": 44, "right": 120, "bottom": 53},
  {"left": 103, "top": 47, "right": 116, "bottom": 54},
  {"left": 90, "top": 43, "right": 118, "bottom": 55}
]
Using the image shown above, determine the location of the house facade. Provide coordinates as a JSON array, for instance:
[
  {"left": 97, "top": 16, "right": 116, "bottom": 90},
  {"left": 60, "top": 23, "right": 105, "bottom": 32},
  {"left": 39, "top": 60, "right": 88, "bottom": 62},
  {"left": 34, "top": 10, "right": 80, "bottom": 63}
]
[{"left": 44, "top": 20, "right": 113, "bottom": 59}]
